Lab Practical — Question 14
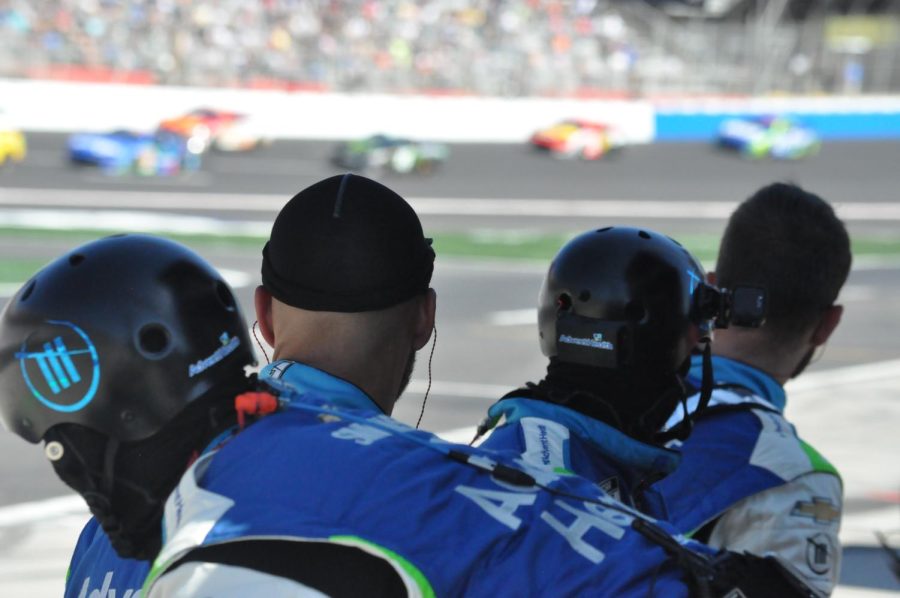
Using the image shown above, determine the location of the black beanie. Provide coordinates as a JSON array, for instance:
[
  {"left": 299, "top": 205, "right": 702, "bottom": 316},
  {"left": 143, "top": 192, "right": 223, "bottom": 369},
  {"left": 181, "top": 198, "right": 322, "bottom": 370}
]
[{"left": 261, "top": 174, "right": 435, "bottom": 312}]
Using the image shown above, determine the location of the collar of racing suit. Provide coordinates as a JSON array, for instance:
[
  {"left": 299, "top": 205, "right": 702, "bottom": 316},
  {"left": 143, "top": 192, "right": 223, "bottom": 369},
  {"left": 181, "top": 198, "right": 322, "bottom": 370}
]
[
  {"left": 487, "top": 397, "right": 681, "bottom": 478},
  {"left": 686, "top": 355, "right": 786, "bottom": 412},
  {"left": 195, "top": 360, "right": 386, "bottom": 460},
  {"left": 259, "top": 359, "right": 383, "bottom": 413}
]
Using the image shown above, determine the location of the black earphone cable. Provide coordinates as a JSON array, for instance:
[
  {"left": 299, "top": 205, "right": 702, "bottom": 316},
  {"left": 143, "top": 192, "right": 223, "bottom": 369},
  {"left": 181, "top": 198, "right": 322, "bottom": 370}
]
[
  {"left": 415, "top": 324, "right": 437, "bottom": 429},
  {"left": 251, "top": 321, "right": 271, "bottom": 364}
]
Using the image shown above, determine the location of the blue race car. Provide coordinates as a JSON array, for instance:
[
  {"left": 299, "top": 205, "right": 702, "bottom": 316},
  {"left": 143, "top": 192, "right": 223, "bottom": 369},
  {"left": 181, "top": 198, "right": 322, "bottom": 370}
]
[
  {"left": 67, "top": 129, "right": 202, "bottom": 175},
  {"left": 716, "top": 115, "right": 820, "bottom": 160}
]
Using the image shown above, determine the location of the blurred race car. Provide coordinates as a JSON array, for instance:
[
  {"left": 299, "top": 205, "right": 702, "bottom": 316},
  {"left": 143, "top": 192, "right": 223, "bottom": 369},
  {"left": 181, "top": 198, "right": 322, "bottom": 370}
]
[
  {"left": 530, "top": 119, "right": 625, "bottom": 160},
  {"left": 716, "top": 115, "right": 820, "bottom": 160},
  {"left": 67, "top": 129, "right": 201, "bottom": 176},
  {"left": 0, "top": 112, "right": 26, "bottom": 167},
  {"left": 158, "top": 108, "right": 266, "bottom": 152},
  {"left": 332, "top": 134, "right": 449, "bottom": 174}
]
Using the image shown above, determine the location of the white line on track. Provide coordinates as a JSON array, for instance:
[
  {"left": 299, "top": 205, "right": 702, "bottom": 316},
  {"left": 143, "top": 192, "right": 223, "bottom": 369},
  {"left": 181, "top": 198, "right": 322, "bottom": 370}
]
[
  {"left": 488, "top": 308, "right": 538, "bottom": 326},
  {"left": 404, "top": 379, "right": 510, "bottom": 399},
  {"left": 3, "top": 187, "right": 900, "bottom": 221},
  {"left": 0, "top": 208, "right": 270, "bottom": 236},
  {"left": 0, "top": 494, "right": 85, "bottom": 527},
  {"left": 788, "top": 357, "right": 900, "bottom": 395}
]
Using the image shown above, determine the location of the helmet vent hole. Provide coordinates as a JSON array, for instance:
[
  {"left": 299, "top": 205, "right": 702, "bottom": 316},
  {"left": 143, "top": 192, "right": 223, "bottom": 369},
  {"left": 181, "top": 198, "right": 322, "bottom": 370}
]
[
  {"left": 638, "top": 230, "right": 651, "bottom": 240},
  {"left": 596, "top": 227, "right": 612, "bottom": 233},
  {"left": 214, "top": 281, "right": 237, "bottom": 312},
  {"left": 138, "top": 324, "right": 171, "bottom": 357},
  {"left": 20, "top": 280, "right": 36, "bottom": 302},
  {"left": 69, "top": 254, "right": 85, "bottom": 267},
  {"left": 578, "top": 290, "right": 591, "bottom": 302},
  {"left": 557, "top": 293, "right": 573, "bottom": 312},
  {"left": 625, "top": 300, "right": 646, "bottom": 322}
]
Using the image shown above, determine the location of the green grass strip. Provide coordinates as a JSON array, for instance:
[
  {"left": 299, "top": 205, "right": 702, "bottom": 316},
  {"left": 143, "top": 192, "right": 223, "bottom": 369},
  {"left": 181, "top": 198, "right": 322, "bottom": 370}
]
[
  {"left": 434, "top": 231, "right": 900, "bottom": 265},
  {"left": 0, "top": 259, "right": 56, "bottom": 283},
  {"left": 0, "top": 228, "right": 897, "bottom": 278}
]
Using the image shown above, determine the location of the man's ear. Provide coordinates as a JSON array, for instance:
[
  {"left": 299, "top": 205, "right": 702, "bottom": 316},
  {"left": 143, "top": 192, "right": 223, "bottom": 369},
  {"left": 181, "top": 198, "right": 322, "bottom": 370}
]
[
  {"left": 254, "top": 286, "right": 276, "bottom": 347},
  {"left": 412, "top": 289, "right": 437, "bottom": 351},
  {"left": 811, "top": 304, "right": 843, "bottom": 347}
]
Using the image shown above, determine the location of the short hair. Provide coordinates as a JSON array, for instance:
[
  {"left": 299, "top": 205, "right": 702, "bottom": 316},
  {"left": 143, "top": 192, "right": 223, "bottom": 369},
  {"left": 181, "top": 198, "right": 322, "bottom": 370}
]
[{"left": 716, "top": 182, "right": 851, "bottom": 340}]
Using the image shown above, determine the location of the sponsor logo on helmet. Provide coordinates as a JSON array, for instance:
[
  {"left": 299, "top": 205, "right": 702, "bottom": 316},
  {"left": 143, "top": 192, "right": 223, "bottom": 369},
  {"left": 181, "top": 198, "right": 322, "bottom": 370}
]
[
  {"left": 16, "top": 320, "right": 101, "bottom": 413},
  {"left": 558, "top": 333, "right": 613, "bottom": 351},
  {"left": 188, "top": 332, "right": 241, "bottom": 378}
]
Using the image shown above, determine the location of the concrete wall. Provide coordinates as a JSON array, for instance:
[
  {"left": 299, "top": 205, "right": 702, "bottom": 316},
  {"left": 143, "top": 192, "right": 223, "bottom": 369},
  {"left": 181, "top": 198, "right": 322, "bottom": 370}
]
[{"left": 0, "top": 79, "right": 655, "bottom": 144}]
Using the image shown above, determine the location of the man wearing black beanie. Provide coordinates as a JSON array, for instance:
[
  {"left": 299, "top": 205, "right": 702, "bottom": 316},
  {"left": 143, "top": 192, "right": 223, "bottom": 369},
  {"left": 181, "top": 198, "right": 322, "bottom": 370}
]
[{"left": 146, "top": 173, "right": 440, "bottom": 595}]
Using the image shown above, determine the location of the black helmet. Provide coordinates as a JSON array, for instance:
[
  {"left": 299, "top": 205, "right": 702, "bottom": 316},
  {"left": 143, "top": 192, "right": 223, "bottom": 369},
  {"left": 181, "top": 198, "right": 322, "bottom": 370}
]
[
  {"left": 0, "top": 234, "right": 256, "bottom": 444},
  {"left": 538, "top": 227, "right": 710, "bottom": 378}
]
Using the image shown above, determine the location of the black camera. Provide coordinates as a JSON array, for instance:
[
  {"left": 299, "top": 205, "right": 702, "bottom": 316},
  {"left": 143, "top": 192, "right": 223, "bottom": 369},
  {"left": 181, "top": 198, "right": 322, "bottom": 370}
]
[{"left": 694, "top": 284, "right": 767, "bottom": 329}]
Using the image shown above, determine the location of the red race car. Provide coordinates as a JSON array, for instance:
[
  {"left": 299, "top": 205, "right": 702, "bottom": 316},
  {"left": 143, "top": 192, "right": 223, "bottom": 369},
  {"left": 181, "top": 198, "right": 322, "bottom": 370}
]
[
  {"left": 159, "top": 108, "right": 266, "bottom": 152},
  {"left": 530, "top": 119, "right": 625, "bottom": 160}
]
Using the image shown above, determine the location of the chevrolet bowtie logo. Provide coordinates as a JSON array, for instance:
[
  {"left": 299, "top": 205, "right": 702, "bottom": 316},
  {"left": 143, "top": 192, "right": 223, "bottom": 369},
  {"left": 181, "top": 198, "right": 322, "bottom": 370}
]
[{"left": 791, "top": 497, "right": 840, "bottom": 524}]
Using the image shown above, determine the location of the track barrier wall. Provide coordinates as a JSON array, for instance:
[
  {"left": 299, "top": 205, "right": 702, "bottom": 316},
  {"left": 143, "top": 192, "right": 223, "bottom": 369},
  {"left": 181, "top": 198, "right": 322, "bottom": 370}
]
[
  {"left": 2, "top": 79, "right": 899, "bottom": 142},
  {"left": 655, "top": 97, "right": 900, "bottom": 141},
  {"left": 0, "top": 79, "right": 654, "bottom": 144}
]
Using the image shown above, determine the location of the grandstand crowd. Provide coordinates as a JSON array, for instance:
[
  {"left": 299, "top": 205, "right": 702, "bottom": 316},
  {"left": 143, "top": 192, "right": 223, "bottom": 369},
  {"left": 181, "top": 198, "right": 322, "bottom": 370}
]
[
  {"left": 1, "top": 0, "right": 899, "bottom": 95},
  {"left": 0, "top": 0, "right": 641, "bottom": 96}
]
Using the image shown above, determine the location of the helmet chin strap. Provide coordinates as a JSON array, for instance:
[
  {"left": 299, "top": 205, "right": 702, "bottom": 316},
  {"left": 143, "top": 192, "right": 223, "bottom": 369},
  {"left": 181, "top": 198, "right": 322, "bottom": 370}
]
[
  {"left": 655, "top": 340, "right": 713, "bottom": 444},
  {"left": 51, "top": 430, "right": 163, "bottom": 560}
]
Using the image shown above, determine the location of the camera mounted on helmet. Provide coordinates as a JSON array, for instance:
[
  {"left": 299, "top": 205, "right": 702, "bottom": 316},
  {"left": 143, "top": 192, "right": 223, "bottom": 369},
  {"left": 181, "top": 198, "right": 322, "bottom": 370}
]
[{"left": 692, "top": 283, "right": 767, "bottom": 330}]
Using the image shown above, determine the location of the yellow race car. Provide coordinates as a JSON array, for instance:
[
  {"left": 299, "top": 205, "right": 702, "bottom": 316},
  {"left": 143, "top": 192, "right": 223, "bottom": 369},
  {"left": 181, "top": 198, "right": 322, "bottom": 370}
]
[{"left": 0, "top": 115, "right": 26, "bottom": 167}]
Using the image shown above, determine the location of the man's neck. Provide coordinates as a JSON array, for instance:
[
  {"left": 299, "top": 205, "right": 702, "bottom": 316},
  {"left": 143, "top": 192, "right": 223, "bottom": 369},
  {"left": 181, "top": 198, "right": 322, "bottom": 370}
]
[{"left": 712, "top": 329, "right": 805, "bottom": 386}]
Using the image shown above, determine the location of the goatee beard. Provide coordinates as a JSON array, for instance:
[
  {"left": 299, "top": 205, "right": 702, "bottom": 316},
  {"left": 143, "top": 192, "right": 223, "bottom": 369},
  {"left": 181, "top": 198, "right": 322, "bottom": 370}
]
[
  {"left": 397, "top": 350, "right": 417, "bottom": 399},
  {"left": 790, "top": 347, "right": 816, "bottom": 379}
]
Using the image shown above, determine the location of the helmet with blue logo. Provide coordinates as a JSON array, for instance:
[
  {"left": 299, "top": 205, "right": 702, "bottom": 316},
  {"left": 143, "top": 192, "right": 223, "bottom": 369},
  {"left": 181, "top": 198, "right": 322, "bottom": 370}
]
[
  {"left": 538, "top": 226, "right": 711, "bottom": 380},
  {"left": 0, "top": 234, "right": 256, "bottom": 444}
]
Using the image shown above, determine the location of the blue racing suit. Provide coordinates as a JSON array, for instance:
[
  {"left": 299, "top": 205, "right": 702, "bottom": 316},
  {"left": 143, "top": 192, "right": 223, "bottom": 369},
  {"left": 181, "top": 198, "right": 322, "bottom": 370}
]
[
  {"left": 65, "top": 517, "right": 147, "bottom": 598},
  {"left": 144, "top": 360, "right": 715, "bottom": 597},
  {"left": 480, "top": 397, "right": 678, "bottom": 518},
  {"left": 653, "top": 355, "right": 843, "bottom": 595}
]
